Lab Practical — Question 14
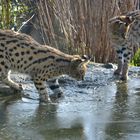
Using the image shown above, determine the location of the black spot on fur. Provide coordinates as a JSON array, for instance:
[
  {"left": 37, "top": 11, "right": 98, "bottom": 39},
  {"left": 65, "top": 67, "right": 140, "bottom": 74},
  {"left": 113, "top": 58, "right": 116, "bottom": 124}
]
[
  {"left": 15, "top": 53, "right": 19, "bottom": 56},
  {"left": 1, "top": 61, "right": 4, "bottom": 65},
  {"left": 56, "top": 58, "right": 71, "bottom": 63},
  {"left": 123, "top": 53, "right": 128, "bottom": 57},
  {"left": 6, "top": 40, "right": 18, "bottom": 44},
  {"left": 5, "top": 65, "right": 8, "bottom": 69},
  {"left": 122, "top": 47, "right": 126, "bottom": 51},
  {"left": 0, "top": 55, "right": 3, "bottom": 58},
  {"left": 21, "top": 52, "right": 25, "bottom": 55},
  {"left": 9, "top": 53, "right": 12, "bottom": 56},
  {"left": 40, "top": 78, "right": 46, "bottom": 81},
  {"left": 1, "top": 38, "right": 6, "bottom": 40},
  {"left": 29, "top": 56, "right": 33, "bottom": 60},
  {"left": 33, "top": 51, "right": 37, "bottom": 55},
  {"left": 13, "top": 47, "right": 17, "bottom": 50},
  {"left": 11, "top": 58, "right": 14, "bottom": 62},
  {"left": 5, "top": 56, "right": 8, "bottom": 59},
  {"left": 34, "top": 82, "right": 42, "bottom": 86},
  {"left": 36, "top": 86, "right": 46, "bottom": 91},
  {"left": 31, "top": 46, "right": 35, "bottom": 50},
  {"left": 116, "top": 50, "right": 122, "bottom": 54},
  {"left": 9, "top": 48, "right": 13, "bottom": 52},
  {"left": 37, "top": 50, "right": 50, "bottom": 53},
  {"left": 20, "top": 43, "right": 29, "bottom": 47},
  {"left": 0, "top": 49, "right": 4, "bottom": 52},
  {"left": 24, "top": 56, "right": 55, "bottom": 70},
  {"left": 0, "top": 43, "right": 5, "bottom": 47},
  {"left": 26, "top": 50, "right": 30, "bottom": 54}
]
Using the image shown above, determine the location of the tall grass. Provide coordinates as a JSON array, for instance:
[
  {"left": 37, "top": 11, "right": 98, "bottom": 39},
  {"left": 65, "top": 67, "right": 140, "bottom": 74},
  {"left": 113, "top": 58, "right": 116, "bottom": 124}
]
[
  {"left": 0, "top": 0, "right": 139, "bottom": 63},
  {"left": 0, "top": 0, "right": 32, "bottom": 30},
  {"left": 35, "top": 0, "right": 139, "bottom": 63}
]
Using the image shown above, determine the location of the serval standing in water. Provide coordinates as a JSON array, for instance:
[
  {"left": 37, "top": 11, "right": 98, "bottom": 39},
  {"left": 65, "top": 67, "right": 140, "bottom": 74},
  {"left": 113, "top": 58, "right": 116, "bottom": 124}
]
[
  {"left": 108, "top": 10, "right": 140, "bottom": 80},
  {"left": 0, "top": 29, "right": 90, "bottom": 103}
]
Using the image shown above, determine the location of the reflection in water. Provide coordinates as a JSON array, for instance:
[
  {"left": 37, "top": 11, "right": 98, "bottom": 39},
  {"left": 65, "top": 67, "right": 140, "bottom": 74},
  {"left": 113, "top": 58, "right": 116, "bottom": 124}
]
[
  {"left": 0, "top": 103, "right": 8, "bottom": 125},
  {"left": 105, "top": 82, "right": 128, "bottom": 140},
  {"left": 0, "top": 93, "right": 22, "bottom": 127},
  {"left": 32, "top": 104, "right": 85, "bottom": 140},
  {"left": 116, "top": 81, "right": 128, "bottom": 101},
  {"left": 1, "top": 66, "right": 140, "bottom": 140}
]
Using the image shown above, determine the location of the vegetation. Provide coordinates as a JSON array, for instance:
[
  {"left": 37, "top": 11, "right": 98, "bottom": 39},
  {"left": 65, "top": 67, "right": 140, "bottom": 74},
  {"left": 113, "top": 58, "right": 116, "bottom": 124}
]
[
  {"left": 131, "top": 49, "right": 140, "bottom": 66},
  {"left": 0, "top": 0, "right": 140, "bottom": 64},
  {"left": 0, "top": 0, "right": 34, "bottom": 30}
]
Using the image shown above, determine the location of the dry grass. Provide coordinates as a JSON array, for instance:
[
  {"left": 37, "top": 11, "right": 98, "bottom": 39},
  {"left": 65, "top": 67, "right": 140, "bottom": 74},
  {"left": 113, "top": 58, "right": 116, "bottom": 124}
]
[
  {"left": 34, "top": 0, "right": 139, "bottom": 63},
  {"left": 1, "top": 0, "right": 139, "bottom": 62}
]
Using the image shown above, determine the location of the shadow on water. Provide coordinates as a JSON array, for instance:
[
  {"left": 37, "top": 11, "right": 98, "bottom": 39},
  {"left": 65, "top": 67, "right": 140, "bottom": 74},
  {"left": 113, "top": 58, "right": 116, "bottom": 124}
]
[
  {"left": 33, "top": 105, "right": 85, "bottom": 140},
  {"left": 104, "top": 82, "right": 129, "bottom": 140},
  {"left": 0, "top": 64, "right": 140, "bottom": 140},
  {"left": 104, "top": 79, "right": 140, "bottom": 140}
]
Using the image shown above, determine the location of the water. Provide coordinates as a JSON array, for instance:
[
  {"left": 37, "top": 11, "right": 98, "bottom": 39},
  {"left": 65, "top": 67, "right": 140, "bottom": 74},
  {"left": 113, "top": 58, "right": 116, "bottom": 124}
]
[{"left": 0, "top": 63, "right": 140, "bottom": 140}]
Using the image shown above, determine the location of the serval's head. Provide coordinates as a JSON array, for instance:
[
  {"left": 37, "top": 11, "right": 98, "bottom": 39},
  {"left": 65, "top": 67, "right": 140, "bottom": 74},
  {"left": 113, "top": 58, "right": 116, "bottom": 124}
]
[
  {"left": 69, "top": 55, "right": 90, "bottom": 81},
  {"left": 108, "top": 15, "right": 134, "bottom": 44}
]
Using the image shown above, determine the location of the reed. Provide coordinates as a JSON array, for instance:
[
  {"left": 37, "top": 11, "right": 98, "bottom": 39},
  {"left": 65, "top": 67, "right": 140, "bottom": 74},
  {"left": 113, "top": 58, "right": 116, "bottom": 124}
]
[
  {"left": 0, "top": 0, "right": 139, "bottom": 63},
  {"left": 34, "top": 0, "right": 139, "bottom": 63}
]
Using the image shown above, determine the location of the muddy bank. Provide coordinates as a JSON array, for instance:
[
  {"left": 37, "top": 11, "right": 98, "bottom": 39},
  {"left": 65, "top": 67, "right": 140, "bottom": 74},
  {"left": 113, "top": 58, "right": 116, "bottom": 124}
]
[{"left": 0, "top": 63, "right": 140, "bottom": 140}]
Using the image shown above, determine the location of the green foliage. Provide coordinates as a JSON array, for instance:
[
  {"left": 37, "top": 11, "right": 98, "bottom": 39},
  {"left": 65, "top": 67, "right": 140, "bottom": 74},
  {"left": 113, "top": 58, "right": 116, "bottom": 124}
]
[
  {"left": 131, "top": 49, "right": 140, "bottom": 66},
  {"left": 0, "top": 0, "right": 33, "bottom": 30}
]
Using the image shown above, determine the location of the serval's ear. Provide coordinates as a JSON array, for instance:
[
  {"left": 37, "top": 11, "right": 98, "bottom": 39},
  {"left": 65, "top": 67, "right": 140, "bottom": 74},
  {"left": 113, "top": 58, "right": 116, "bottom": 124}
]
[
  {"left": 80, "top": 55, "right": 91, "bottom": 67},
  {"left": 118, "top": 16, "right": 135, "bottom": 25},
  {"left": 81, "top": 55, "right": 91, "bottom": 62},
  {"left": 71, "top": 55, "right": 90, "bottom": 68}
]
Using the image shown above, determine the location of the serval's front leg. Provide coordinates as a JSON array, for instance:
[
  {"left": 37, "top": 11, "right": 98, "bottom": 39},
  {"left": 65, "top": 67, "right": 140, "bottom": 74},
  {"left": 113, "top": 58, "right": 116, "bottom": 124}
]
[
  {"left": 121, "top": 50, "right": 132, "bottom": 81},
  {"left": 48, "top": 79, "right": 63, "bottom": 100},
  {"left": 114, "top": 49, "right": 123, "bottom": 76}
]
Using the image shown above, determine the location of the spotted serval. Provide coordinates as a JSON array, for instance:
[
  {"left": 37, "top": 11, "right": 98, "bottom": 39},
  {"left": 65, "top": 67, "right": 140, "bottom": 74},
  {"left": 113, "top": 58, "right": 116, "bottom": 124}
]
[
  {"left": 108, "top": 10, "right": 140, "bottom": 80},
  {"left": 0, "top": 29, "right": 89, "bottom": 103}
]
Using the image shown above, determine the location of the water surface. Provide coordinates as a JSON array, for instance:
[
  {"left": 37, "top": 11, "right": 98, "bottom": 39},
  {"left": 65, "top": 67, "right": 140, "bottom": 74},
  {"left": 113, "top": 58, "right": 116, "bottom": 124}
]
[{"left": 0, "top": 64, "right": 140, "bottom": 140}]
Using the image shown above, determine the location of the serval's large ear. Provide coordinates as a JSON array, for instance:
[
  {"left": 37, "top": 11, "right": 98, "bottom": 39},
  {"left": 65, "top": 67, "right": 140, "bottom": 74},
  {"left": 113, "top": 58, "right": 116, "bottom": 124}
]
[
  {"left": 71, "top": 55, "right": 90, "bottom": 68},
  {"left": 118, "top": 16, "right": 135, "bottom": 25},
  {"left": 80, "top": 55, "right": 91, "bottom": 67},
  {"left": 81, "top": 55, "right": 91, "bottom": 62},
  {"left": 109, "top": 15, "right": 134, "bottom": 26}
]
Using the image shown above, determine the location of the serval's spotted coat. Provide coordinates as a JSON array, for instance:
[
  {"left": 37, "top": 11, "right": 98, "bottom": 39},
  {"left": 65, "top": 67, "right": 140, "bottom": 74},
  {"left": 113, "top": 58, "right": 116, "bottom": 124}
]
[
  {"left": 109, "top": 10, "right": 140, "bottom": 80},
  {"left": 0, "top": 29, "right": 89, "bottom": 102}
]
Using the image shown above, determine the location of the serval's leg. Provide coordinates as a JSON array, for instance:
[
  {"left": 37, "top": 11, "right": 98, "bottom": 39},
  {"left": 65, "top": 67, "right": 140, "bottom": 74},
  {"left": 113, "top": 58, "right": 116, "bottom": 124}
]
[
  {"left": 48, "top": 79, "right": 63, "bottom": 99},
  {"left": 114, "top": 49, "right": 123, "bottom": 76},
  {"left": 33, "top": 78, "right": 51, "bottom": 103},
  {"left": 121, "top": 50, "right": 132, "bottom": 81}
]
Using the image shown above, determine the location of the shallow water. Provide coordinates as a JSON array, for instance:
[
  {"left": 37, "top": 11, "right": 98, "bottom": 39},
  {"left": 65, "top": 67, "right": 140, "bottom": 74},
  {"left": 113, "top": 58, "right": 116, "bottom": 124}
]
[{"left": 0, "top": 63, "right": 140, "bottom": 140}]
